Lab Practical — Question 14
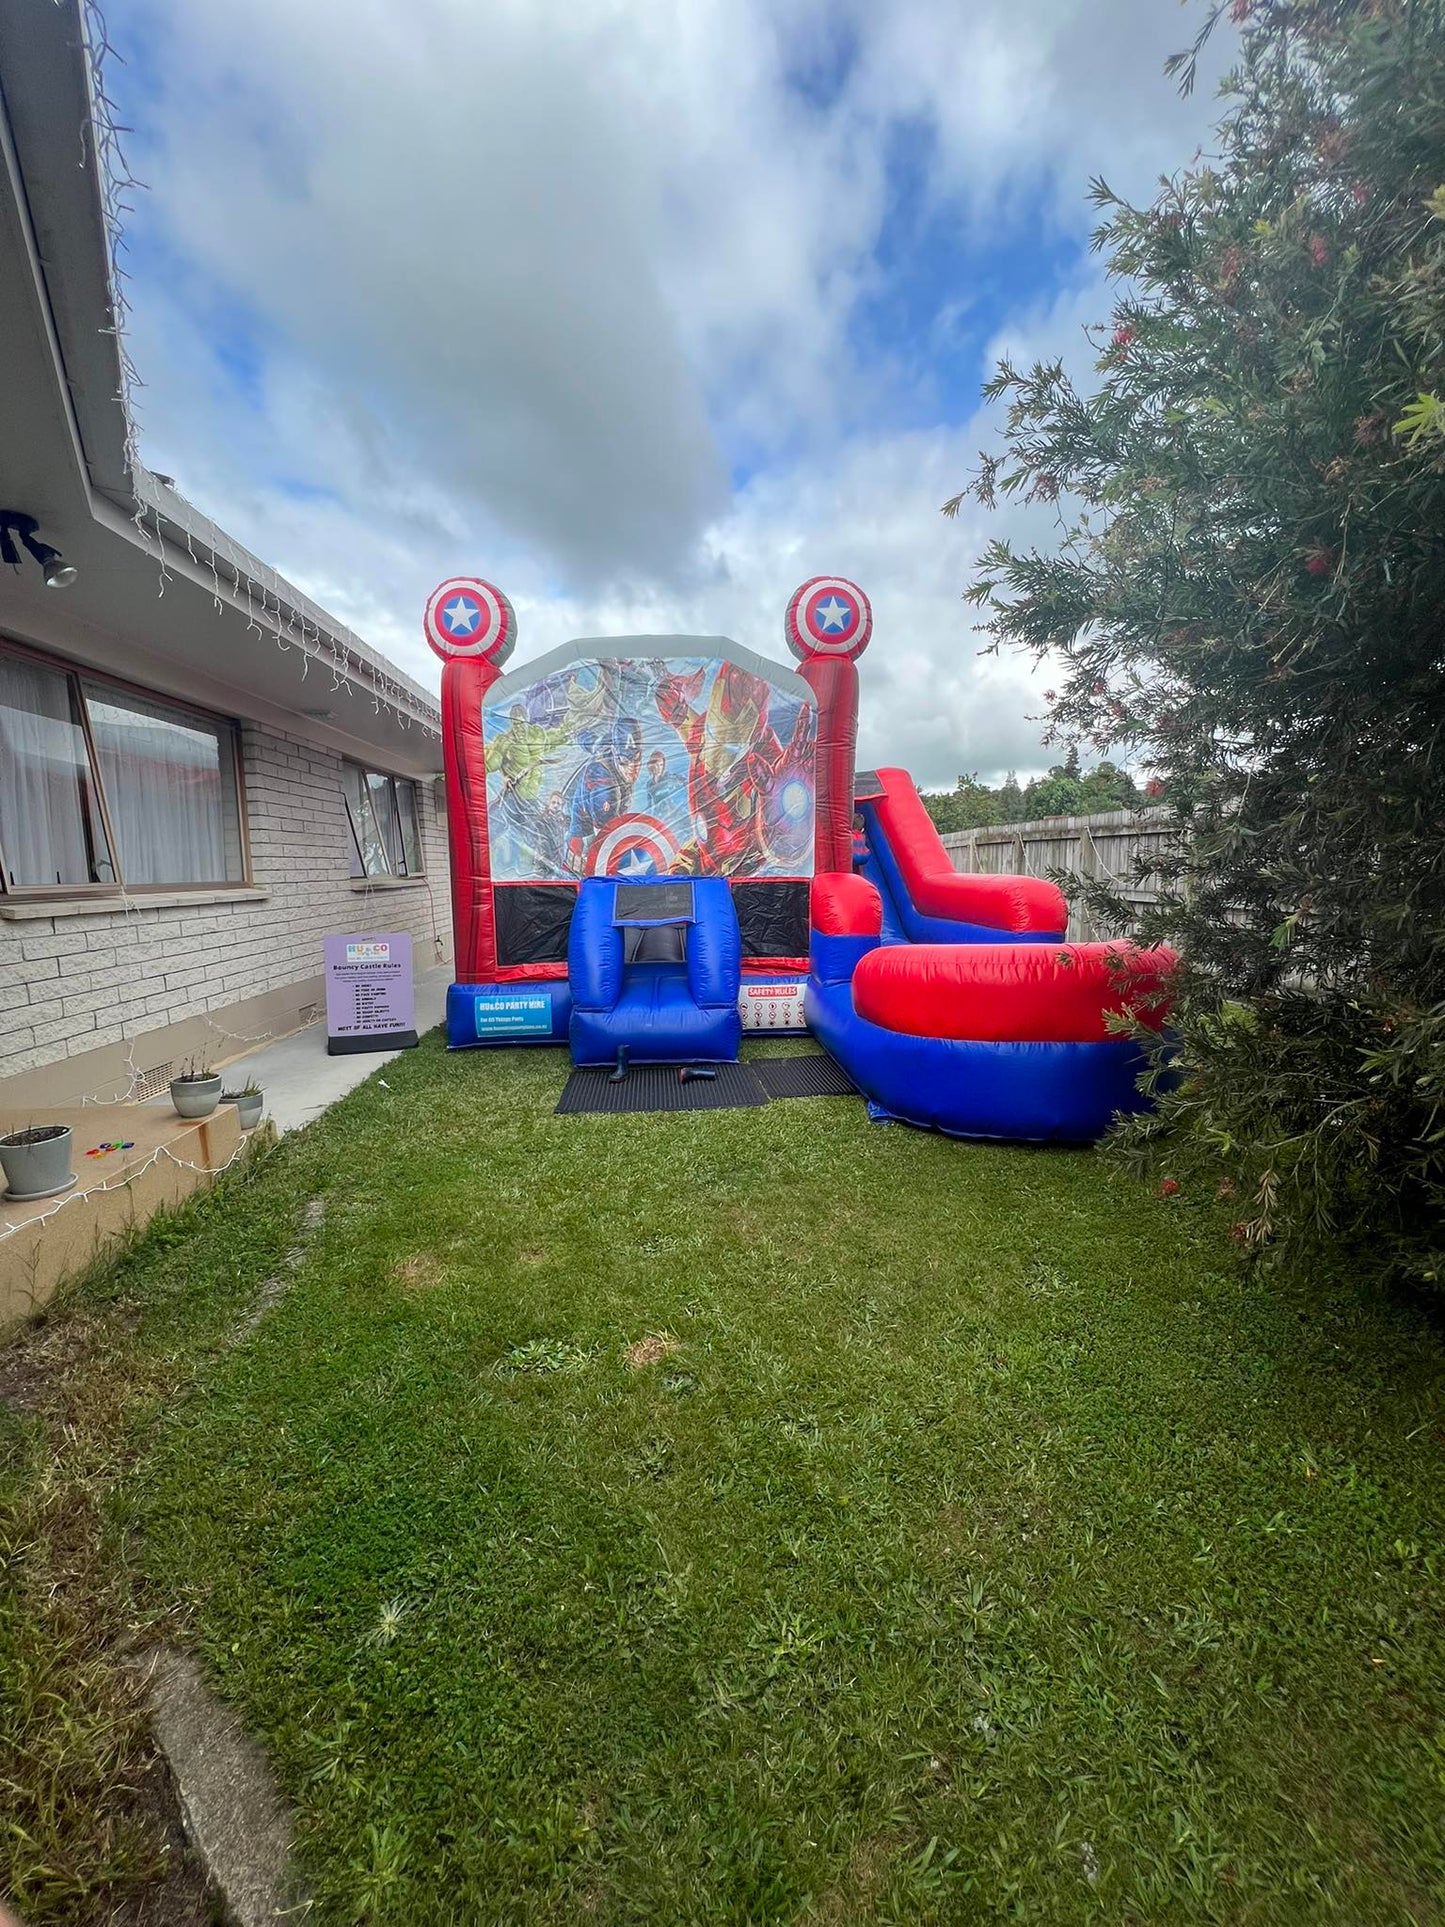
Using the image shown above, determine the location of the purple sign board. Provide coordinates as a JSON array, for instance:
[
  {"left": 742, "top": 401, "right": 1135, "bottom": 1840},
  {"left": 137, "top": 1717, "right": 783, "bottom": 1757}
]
[{"left": 324, "top": 932, "right": 419, "bottom": 1055}]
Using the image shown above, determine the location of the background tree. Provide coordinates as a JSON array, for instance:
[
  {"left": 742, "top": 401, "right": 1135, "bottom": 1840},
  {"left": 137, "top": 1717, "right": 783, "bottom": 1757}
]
[
  {"left": 922, "top": 773, "right": 1006, "bottom": 834},
  {"left": 921, "top": 759, "right": 1141, "bottom": 831},
  {"left": 951, "top": 0, "right": 1445, "bottom": 1287}
]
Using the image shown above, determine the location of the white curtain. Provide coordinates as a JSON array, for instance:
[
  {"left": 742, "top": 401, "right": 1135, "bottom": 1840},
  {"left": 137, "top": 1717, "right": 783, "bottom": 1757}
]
[
  {"left": 0, "top": 655, "right": 107, "bottom": 887},
  {"left": 367, "top": 770, "right": 409, "bottom": 873},
  {"left": 84, "top": 686, "right": 232, "bottom": 885},
  {"left": 344, "top": 762, "right": 389, "bottom": 876},
  {"left": 395, "top": 780, "right": 421, "bottom": 875}
]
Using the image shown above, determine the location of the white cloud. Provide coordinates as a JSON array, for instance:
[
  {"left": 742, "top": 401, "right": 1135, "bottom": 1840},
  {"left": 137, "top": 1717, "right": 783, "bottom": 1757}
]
[
  {"left": 848, "top": 0, "right": 1231, "bottom": 232},
  {"left": 115, "top": 0, "right": 1231, "bottom": 781}
]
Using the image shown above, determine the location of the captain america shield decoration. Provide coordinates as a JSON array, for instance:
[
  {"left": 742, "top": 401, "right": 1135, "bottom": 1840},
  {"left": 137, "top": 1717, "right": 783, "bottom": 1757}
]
[
  {"left": 585, "top": 815, "right": 681, "bottom": 878},
  {"left": 784, "top": 576, "right": 873, "bottom": 662},
  {"left": 424, "top": 577, "right": 517, "bottom": 665}
]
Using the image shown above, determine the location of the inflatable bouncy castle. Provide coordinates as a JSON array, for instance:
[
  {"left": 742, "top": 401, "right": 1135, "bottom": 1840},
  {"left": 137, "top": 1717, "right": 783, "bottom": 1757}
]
[{"left": 429, "top": 573, "right": 1173, "bottom": 1142}]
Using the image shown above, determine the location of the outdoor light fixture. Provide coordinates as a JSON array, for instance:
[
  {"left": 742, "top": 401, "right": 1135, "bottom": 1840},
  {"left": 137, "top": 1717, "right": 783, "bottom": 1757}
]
[{"left": 0, "top": 510, "right": 78, "bottom": 589}]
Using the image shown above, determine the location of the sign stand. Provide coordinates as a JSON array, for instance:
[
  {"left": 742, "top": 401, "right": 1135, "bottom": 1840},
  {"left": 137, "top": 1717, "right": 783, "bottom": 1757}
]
[{"left": 323, "top": 932, "right": 418, "bottom": 1055}]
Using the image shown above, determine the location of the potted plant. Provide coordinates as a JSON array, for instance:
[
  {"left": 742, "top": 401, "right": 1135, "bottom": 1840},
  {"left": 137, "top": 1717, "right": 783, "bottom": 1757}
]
[
  {"left": 221, "top": 1079, "right": 265, "bottom": 1131},
  {"left": 0, "top": 1123, "right": 77, "bottom": 1201},
  {"left": 169, "top": 1058, "right": 222, "bottom": 1120}
]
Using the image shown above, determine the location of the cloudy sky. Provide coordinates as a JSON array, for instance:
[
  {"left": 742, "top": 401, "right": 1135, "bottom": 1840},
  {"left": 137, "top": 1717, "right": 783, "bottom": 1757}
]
[{"left": 104, "top": 0, "right": 1230, "bottom": 786}]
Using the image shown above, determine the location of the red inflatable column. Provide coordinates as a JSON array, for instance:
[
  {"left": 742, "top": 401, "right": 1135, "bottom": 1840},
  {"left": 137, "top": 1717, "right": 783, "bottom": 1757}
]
[
  {"left": 800, "top": 655, "right": 859, "bottom": 875},
  {"left": 441, "top": 654, "right": 502, "bottom": 981},
  {"left": 783, "top": 576, "right": 873, "bottom": 878},
  {"left": 424, "top": 577, "right": 518, "bottom": 983}
]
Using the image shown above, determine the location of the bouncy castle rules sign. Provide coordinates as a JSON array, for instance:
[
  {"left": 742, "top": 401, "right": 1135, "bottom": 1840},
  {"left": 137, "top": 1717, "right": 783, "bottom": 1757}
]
[{"left": 324, "top": 932, "right": 419, "bottom": 1055}]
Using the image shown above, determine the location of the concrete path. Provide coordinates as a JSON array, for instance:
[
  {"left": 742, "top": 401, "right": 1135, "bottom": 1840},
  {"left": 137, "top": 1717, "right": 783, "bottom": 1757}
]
[
  {"left": 216, "top": 966, "right": 450, "bottom": 1135},
  {"left": 134, "top": 1646, "right": 301, "bottom": 1926}
]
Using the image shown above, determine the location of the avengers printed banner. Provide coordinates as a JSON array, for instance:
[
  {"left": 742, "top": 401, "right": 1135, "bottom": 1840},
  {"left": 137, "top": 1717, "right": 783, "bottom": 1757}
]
[{"left": 482, "top": 647, "right": 816, "bottom": 882}]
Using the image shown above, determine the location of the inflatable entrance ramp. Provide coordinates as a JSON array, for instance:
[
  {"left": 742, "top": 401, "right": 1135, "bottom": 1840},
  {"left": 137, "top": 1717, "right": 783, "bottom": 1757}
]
[{"left": 567, "top": 877, "right": 743, "bottom": 1066}]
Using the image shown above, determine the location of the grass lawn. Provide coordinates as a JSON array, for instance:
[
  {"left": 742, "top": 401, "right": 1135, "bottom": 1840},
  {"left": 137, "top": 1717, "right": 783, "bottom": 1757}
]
[{"left": 4, "top": 1032, "right": 1445, "bottom": 1924}]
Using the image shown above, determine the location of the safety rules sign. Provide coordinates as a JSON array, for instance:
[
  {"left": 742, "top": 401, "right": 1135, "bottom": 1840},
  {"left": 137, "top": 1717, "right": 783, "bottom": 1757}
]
[
  {"left": 324, "top": 932, "right": 419, "bottom": 1055},
  {"left": 738, "top": 979, "right": 807, "bottom": 1031}
]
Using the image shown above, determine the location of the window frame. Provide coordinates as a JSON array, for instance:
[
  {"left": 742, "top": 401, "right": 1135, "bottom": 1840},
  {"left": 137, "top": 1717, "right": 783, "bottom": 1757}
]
[
  {"left": 342, "top": 761, "right": 425, "bottom": 881},
  {"left": 0, "top": 633, "right": 252, "bottom": 899}
]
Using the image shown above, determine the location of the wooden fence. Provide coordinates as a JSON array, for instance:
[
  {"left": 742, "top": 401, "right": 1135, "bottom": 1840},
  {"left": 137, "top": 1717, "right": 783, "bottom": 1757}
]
[{"left": 940, "top": 808, "right": 1177, "bottom": 941}]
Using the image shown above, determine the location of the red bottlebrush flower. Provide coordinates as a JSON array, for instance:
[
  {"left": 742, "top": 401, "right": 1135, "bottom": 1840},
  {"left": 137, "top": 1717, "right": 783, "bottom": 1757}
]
[
  {"left": 1230, "top": 0, "right": 1250, "bottom": 20},
  {"left": 1111, "top": 324, "right": 1137, "bottom": 351},
  {"left": 1159, "top": 1177, "right": 1181, "bottom": 1197},
  {"left": 1043, "top": 689, "right": 1056, "bottom": 702},
  {"left": 1304, "top": 548, "right": 1336, "bottom": 577},
  {"left": 1145, "top": 776, "right": 1166, "bottom": 800},
  {"left": 1350, "top": 180, "right": 1370, "bottom": 207},
  {"left": 1309, "top": 232, "right": 1330, "bottom": 268},
  {"left": 1092, "top": 678, "right": 1107, "bottom": 695}
]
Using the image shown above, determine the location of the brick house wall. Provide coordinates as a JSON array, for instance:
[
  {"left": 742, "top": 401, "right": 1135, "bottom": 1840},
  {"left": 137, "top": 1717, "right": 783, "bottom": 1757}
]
[{"left": 0, "top": 721, "right": 451, "bottom": 1103}]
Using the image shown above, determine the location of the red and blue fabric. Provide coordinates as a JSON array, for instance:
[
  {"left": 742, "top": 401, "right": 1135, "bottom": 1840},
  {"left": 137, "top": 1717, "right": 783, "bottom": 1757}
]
[
  {"left": 567, "top": 876, "right": 742, "bottom": 1066},
  {"left": 805, "top": 774, "right": 1177, "bottom": 1143}
]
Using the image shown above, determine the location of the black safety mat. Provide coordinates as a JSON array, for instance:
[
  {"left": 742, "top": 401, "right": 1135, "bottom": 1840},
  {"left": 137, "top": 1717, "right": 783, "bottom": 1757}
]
[
  {"left": 752, "top": 1054, "right": 857, "bottom": 1099},
  {"left": 556, "top": 1061, "right": 770, "bottom": 1116}
]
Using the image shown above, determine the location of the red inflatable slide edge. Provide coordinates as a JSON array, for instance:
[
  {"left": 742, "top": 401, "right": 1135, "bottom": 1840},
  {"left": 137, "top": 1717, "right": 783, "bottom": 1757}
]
[
  {"left": 853, "top": 939, "right": 1177, "bottom": 1044},
  {"left": 868, "top": 768, "right": 1068, "bottom": 934}
]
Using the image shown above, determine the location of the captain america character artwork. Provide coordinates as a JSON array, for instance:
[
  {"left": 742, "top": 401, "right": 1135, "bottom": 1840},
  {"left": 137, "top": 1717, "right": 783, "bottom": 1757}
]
[
  {"left": 565, "top": 718, "right": 643, "bottom": 872},
  {"left": 482, "top": 653, "right": 816, "bottom": 883}
]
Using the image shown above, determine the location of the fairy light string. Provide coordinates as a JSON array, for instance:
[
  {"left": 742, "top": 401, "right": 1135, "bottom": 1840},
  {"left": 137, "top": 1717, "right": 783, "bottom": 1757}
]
[
  {"left": 1, "top": 1128, "right": 257, "bottom": 1246},
  {"left": 5, "top": 0, "right": 449, "bottom": 1124}
]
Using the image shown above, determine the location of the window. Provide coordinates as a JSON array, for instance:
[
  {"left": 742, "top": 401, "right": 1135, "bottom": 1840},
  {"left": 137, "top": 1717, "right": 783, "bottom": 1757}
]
[
  {"left": 83, "top": 684, "right": 243, "bottom": 886},
  {"left": 0, "top": 653, "right": 114, "bottom": 887},
  {"left": 0, "top": 643, "right": 246, "bottom": 894},
  {"left": 343, "top": 764, "right": 423, "bottom": 879}
]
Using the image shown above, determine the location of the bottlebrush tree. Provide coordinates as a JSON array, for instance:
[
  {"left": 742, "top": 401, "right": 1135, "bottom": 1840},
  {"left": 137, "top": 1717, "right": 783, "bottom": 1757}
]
[{"left": 951, "top": 0, "right": 1445, "bottom": 1286}]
